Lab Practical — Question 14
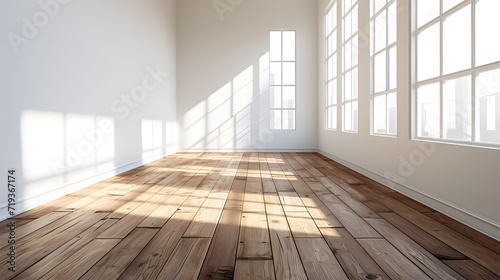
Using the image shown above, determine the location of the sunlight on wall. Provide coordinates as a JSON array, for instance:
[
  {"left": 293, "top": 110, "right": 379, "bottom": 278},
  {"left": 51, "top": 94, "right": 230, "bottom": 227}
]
[
  {"left": 141, "top": 119, "right": 163, "bottom": 161},
  {"left": 165, "top": 120, "right": 178, "bottom": 155},
  {"left": 183, "top": 65, "right": 255, "bottom": 150},
  {"left": 20, "top": 110, "right": 115, "bottom": 200},
  {"left": 184, "top": 100, "right": 207, "bottom": 148}
]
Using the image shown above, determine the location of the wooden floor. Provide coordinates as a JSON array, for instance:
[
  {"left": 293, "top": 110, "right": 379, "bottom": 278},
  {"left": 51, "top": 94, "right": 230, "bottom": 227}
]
[{"left": 2, "top": 153, "right": 500, "bottom": 279}]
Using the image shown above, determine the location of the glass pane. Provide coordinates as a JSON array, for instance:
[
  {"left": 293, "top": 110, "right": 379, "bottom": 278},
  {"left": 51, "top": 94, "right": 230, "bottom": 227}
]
[
  {"left": 388, "top": 2, "right": 397, "bottom": 45},
  {"left": 345, "top": 70, "right": 352, "bottom": 100},
  {"left": 270, "top": 31, "right": 282, "bottom": 61},
  {"left": 345, "top": 12, "right": 352, "bottom": 39},
  {"left": 370, "top": 20, "right": 375, "bottom": 56},
  {"left": 327, "top": 36, "right": 331, "bottom": 58},
  {"left": 331, "top": 3, "right": 337, "bottom": 31},
  {"left": 282, "top": 62, "right": 295, "bottom": 85},
  {"left": 374, "top": 0, "right": 386, "bottom": 15},
  {"left": 344, "top": 0, "right": 352, "bottom": 15},
  {"left": 352, "top": 5, "right": 358, "bottom": 34},
  {"left": 352, "top": 34, "right": 358, "bottom": 67},
  {"left": 352, "top": 101, "right": 359, "bottom": 131},
  {"left": 443, "top": 4, "right": 471, "bottom": 75},
  {"left": 326, "top": 10, "right": 332, "bottom": 36},
  {"left": 417, "top": 0, "right": 440, "bottom": 28},
  {"left": 271, "top": 110, "right": 281, "bottom": 130},
  {"left": 282, "top": 31, "right": 295, "bottom": 61},
  {"left": 283, "top": 110, "right": 295, "bottom": 129},
  {"left": 389, "top": 46, "right": 397, "bottom": 89},
  {"left": 270, "top": 62, "right": 281, "bottom": 85},
  {"left": 327, "top": 106, "right": 337, "bottom": 130},
  {"left": 443, "top": 76, "right": 472, "bottom": 141},
  {"left": 374, "top": 50, "right": 387, "bottom": 93},
  {"left": 476, "top": 0, "right": 500, "bottom": 66},
  {"left": 476, "top": 68, "right": 500, "bottom": 143},
  {"left": 282, "top": 86, "right": 295, "bottom": 108},
  {"left": 344, "top": 41, "right": 352, "bottom": 70},
  {"left": 375, "top": 10, "right": 387, "bottom": 53},
  {"left": 270, "top": 86, "right": 281, "bottom": 109},
  {"left": 417, "top": 83, "right": 440, "bottom": 138},
  {"left": 328, "top": 79, "right": 337, "bottom": 105},
  {"left": 443, "top": 0, "right": 462, "bottom": 13},
  {"left": 417, "top": 23, "right": 440, "bottom": 81},
  {"left": 330, "top": 30, "right": 337, "bottom": 53},
  {"left": 352, "top": 67, "right": 358, "bottom": 99},
  {"left": 344, "top": 102, "right": 352, "bottom": 131},
  {"left": 387, "top": 91, "right": 397, "bottom": 134},
  {"left": 374, "top": 94, "right": 387, "bottom": 133},
  {"left": 328, "top": 56, "right": 337, "bottom": 80},
  {"left": 328, "top": 57, "right": 333, "bottom": 80}
]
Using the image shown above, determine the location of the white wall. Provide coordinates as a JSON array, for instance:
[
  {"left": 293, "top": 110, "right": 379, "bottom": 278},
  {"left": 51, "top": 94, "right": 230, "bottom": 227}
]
[
  {"left": 176, "top": 0, "right": 318, "bottom": 151},
  {"left": 318, "top": 0, "right": 500, "bottom": 239},
  {"left": 0, "top": 0, "right": 177, "bottom": 219}
]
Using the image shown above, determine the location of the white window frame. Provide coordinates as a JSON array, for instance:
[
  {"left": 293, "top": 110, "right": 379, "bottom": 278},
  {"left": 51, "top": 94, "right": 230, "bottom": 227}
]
[
  {"left": 342, "top": 0, "right": 359, "bottom": 133},
  {"left": 270, "top": 30, "right": 297, "bottom": 130},
  {"left": 411, "top": 0, "right": 500, "bottom": 149},
  {"left": 325, "top": 1, "right": 338, "bottom": 131},
  {"left": 371, "top": 0, "right": 398, "bottom": 136}
]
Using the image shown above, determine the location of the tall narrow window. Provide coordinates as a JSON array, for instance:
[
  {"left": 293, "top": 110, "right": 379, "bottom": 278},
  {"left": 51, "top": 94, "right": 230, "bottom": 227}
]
[
  {"left": 371, "top": 0, "right": 397, "bottom": 136},
  {"left": 342, "top": 0, "right": 358, "bottom": 132},
  {"left": 326, "top": 2, "right": 338, "bottom": 130},
  {"left": 270, "top": 30, "right": 296, "bottom": 130},
  {"left": 413, "top": 0, "right": 500, "bottom": 147}
]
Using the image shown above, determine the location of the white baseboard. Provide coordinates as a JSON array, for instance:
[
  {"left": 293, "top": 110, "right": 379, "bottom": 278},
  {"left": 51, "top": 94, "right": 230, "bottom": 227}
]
[
  {"left": 177, "top": 148, "right": 318, "bottom": 153},
  {"left": 0, "top": 152, "right": 171, "bottom": 222},
  {"left": 318, "top": 150, "right": 500, "bottom": 241}
]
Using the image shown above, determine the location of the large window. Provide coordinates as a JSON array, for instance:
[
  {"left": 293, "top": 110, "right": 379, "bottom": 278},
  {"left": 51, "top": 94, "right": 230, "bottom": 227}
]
[
  {"left": 413, "top": 0, "right": 500, "bottom": 146},
  {"left": 326, "top": 2, "right": 338, "bottom": 130},
  {"left": 371, "top": 0, "right": 397, "bottom": 136},
  {"left": 342, "top": 0, "right": 358, "bottom": 132},
  {"left": 270, "top": 30, "right": 296, "bottom": 130}
]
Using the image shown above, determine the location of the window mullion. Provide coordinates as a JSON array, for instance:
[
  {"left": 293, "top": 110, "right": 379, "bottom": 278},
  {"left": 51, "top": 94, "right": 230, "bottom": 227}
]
[
  {"left": 440, "top": 81, "right": 444, "bottom": 139},
  {"left": 471, "top": 0, "right": 476, "bottom": 141}
]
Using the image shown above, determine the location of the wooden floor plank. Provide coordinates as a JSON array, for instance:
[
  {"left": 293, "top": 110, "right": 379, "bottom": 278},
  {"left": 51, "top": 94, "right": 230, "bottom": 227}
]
[
  {"left": 13, "top": 218, "right": 118, "bottom": 280},
  {"left": 295, "top": 238, "right": 349, "bottom": 280},
  {"left": 319, "top": 193, "right": 382, "bottom": 238},
  {"left": 234, "top": 260, "right": 275, "bottom": 280},
  {"left": 199, "top": 155, "right": 247, "bottom": 280},
  {"left": 1, "top": 212, "right": 108, "bottom": 278},
  {"left": 39, "top": 238, "right": 120, "bottom": 280},
  {"left": 285, "top": 211, "right": 322, "bottom": 238},
  {"left": 237, "top": 212, "right": 272, "bottom": 259},
  {"left": 278, "top": 191, "right": 307, "bottom": 212},
  {"left": 365, "top": 217, "right": 466, "bottom": 279},
  {"left": 358, "top": 239, "right": 432, "bottom": 280},
  {"left": 4, "top": 152, "right": 499, "bottom": 280},
  {"left": 118, "top": 212, "right": 196, "bottom": 280},
  {"left": 0, "top": 211, "right": 69, "bottom": 242},
  {"left": 183, "top": 195, "right": 227, "bottom": 238},
  {"left": 425, "top": 211, "right": 500, "bottom": 255},
  {"left": 379, "top": 212, "right": 466, "bottom": 260},
  {"left": 260, "top": 153, "right": 277, "bottom": 193},
  {"left": 243, "top": 181, "right": 266, "bottom": 212},
  {"left": 264, "top": 192, "right": 308, "bottom": 280},
  {"left": 95, "top": 185, "right": 168, "bottom": 238},
  {"left": 298, "top": 193, "right": 343, "bottom": 228},
  {"left": 443, "top": 259, "right": 500, "bottom": 280},
  {"left": 320, "top": 227, "right": 390, "bottom": 280},
  {"left": 80, "top": 228, "right": 158, "bottom": 280},
  {"left": 358, "top": 184, "right": 500, "bottom": 276},
  {"left": 199, "top": 207, "right": 242, "bottom": 280},
  {"left": 156, "top": 238, "right": 211, "bottom": 280}
]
